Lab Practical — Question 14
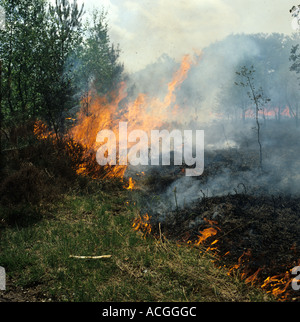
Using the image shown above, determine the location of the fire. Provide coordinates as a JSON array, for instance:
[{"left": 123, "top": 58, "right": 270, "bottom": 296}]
[
  {"left": 32, "top": 51, "right": 297, "bottom": 301},
  {"left": 70, "top": 82, "right": 127, "bottom": 155},
  {"left": 34, "top": 120, "right": 54, "bottom": 140},
  {"left": 132, "top": 213, "right": 152, "bottom": 238},
  {"left": 226, "top": 250, "right": 252, "bottom": 276},
  {"left": 194, "top": 227, "right": 218, "bottom": 246},
  {"left": 223, "top": 249, "right": 296, "bottom": 300},
  {"left": 261, "top": 271, "right": 292, "bottom": 299},
  {"left": 244, "top": 106, "right": 292, "bottom": 119},
  {"left": 124, "top": 177, "right": 135, "bottom": 190},
  {"left": 164, "top": 54, "right": 194, "bottom": 107},
  {"left": 244, "top": 268, "right": 262, "bottom": 286},
  {"left": 188, "top": 218, "right": 220, "bottom": 257},
  {"left": 211, "top": 106, "right": 294, "bottom": 121},
  {"left": 68, "top": 53, "right": 199, "bottom": 181},
  {"left": 130, "top": 209, "right": 297, "bottom": 300},
  {"left": 33, "top": 53, "right": 199, "bottom": 183},
  {"left": 186, "top": 218, "right": 296, "bottom": 300},
  {"left": 281, "top": 106, "right": 291, "bottom": 117}
]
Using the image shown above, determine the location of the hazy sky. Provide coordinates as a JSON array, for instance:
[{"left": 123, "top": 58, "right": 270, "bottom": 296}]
[{"left": 75, "top": 0, "right": 298, "bottom": 73}]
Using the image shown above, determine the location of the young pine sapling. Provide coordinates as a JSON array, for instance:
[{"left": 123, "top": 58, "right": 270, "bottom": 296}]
[{"left": 235, "top": 66, "right": 270, "bottom": 170}]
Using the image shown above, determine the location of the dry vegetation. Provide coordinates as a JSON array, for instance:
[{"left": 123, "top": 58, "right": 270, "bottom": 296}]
[{"left": 0, "top": 122, "right": 273, "bottom": 302}]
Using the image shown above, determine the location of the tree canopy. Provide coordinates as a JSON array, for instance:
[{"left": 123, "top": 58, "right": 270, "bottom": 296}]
[{"left": 0, "top": 0, "right": 123, "bottom": 134}]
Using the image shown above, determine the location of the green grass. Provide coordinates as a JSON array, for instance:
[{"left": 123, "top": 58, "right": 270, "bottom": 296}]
[{"left": 0, "top": 188, "right": 273, "bottom": 302}]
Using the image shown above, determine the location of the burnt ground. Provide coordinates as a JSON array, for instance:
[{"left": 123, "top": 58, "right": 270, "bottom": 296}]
[
  {"left": 149, "top": 194, "right": 300, "bottom": 301},
  {"left": 129, "top": 146, "right": 300, "bottom": 301}
]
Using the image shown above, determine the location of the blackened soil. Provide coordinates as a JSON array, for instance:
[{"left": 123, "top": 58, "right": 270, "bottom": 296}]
[{"left": 149, "top": 194, "right": 300, "bottom": 301}]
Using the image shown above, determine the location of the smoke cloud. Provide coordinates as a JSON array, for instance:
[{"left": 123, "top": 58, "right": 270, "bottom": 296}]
[
  {"left": 120, "top": 31, "right": 300, "bottom": 214},
  {"left": 79, "top": 0, "right": 296, "bottom": 73}
]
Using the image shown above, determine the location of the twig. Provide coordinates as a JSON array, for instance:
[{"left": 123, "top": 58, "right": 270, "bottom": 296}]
[
  {"left": 159, "top": 222, "right": 162, "bottom": 242},
  {"left": 173, "top": 187, "right": 179, "bottom": 212},
  {"left": 69, "top": 255, "right": 112, "bottom": 259}
]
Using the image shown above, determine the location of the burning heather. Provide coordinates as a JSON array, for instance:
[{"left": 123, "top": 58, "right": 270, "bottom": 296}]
[
  {"left": 5, "top": 0, "right": 300, "bottom": 306},
  {"left": 66, "top": 53, "right": 200, "bottom": 181},
  {"left": 32, "top": 34, "right": 300, "bottom": 301}
]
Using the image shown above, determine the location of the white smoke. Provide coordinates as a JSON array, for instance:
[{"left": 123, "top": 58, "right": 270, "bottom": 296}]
[{"left": 75, "top": 0, "right": 295, "bottom": 73}]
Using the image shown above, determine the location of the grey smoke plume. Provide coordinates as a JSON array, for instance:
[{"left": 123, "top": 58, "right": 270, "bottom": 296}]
[{"left": 124, "top": 33, "right": 300, "bottom": 213}]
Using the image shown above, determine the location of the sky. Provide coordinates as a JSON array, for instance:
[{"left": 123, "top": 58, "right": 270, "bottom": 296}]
[{"left": 74, "top": 0, "right": 298, "bottom": 73}]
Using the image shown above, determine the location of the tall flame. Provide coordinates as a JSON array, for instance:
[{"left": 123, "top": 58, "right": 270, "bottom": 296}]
[{"left": 69, "top": 54, "right": 199, "bottom": 180}]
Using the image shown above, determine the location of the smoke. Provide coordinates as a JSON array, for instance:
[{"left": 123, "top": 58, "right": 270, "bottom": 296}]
[
  {"left": 127, "top": 33, "right": 262, "bottom": 124},
  {"left": 77, "top": 0, "right": 295, "bottom": 73},
  {"left": 123, "top": 32, "right": 300, "bottom": 215},
  {"left": 147, "top": 140, "right": 300, "bottom": 215}
]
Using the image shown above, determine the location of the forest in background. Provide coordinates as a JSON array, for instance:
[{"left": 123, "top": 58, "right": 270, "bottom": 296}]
[{"left": 1, "top": 1, "right": 300, "bottom": 147}]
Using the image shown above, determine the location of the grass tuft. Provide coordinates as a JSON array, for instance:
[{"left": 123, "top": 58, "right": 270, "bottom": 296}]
[{"left": 0, "top": 189, "right": 272, "bottom": 302}]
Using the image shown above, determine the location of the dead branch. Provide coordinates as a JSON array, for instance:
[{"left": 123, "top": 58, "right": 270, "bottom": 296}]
[{"left": 69, "top": 255, "right": 112, "bottom": 259}]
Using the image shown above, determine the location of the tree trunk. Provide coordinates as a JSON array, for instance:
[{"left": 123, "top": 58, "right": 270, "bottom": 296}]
[
  {"left": 242, "top": 107, "right": 246, "bottom": 123},
  {"left": 248, "top": 76, "right": 263, "bottom": 170},
  {"left": 0, "top": 60, "right": 3, "bottom": 175}
]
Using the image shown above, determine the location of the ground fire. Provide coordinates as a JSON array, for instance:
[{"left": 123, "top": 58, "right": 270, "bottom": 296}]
[
  {"left": 132, "top": 205, "right": 299, "bottom": 301},
  {"left": 32, "top": 51, "right": 300, "bottom": 302}
]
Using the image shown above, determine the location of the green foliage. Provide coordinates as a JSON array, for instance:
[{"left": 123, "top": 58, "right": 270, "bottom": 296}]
[
  {"left": 290, "top": 44, "right": 300, "bottom": 74},
  {"left": 0, "top": 191, "right": 272, "bottom": 302},
  {"left": 0, "top": 0, "right": 123, "bottom": 134},
  {"left": 37, "top": 0, "right": 84, "bottom": 133},
  {"left": 73, "top": 9, "right": 124, "bottom": 114},
  {"left": 0, "top": 0, "right": 47, "bottom": 122}
]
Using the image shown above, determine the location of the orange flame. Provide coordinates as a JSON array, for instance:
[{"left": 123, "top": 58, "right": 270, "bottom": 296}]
[
  {"left": 124, "top": 177, "right": 135, "bottom": 190},
  {"left": 244, "top": 268, "right": 262, "bottom": 286},
  {"left": 68, "top": 54, "right": 199, "bottom": 181},
  {"left": 164, "top": 55, "right": 194, "bottom": 107},
  {"left": 34, "top": 120, "right": 54, "bottom": 140},
  {"left": 261, "top": 271, "right": 292, "bottom": 299},
  {"left": 132, "top": 213, "right": 152, "bottom": 238},
  {"left": 195, "top": 227, "right": 218, "bottom": 246},
  {"left": 131, "top": 210, "right": 296, "bottom": 300},
  {"left": 281, "top": 106, "right": 291, "bottom": 117},
  {"left": 33, "top": 53, "right": 199, "bottom": 182}
]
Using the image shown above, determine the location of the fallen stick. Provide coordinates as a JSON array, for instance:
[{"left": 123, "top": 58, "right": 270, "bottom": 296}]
[{"left": 69, "top": 255, "right": 112, "bottom": 259}]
